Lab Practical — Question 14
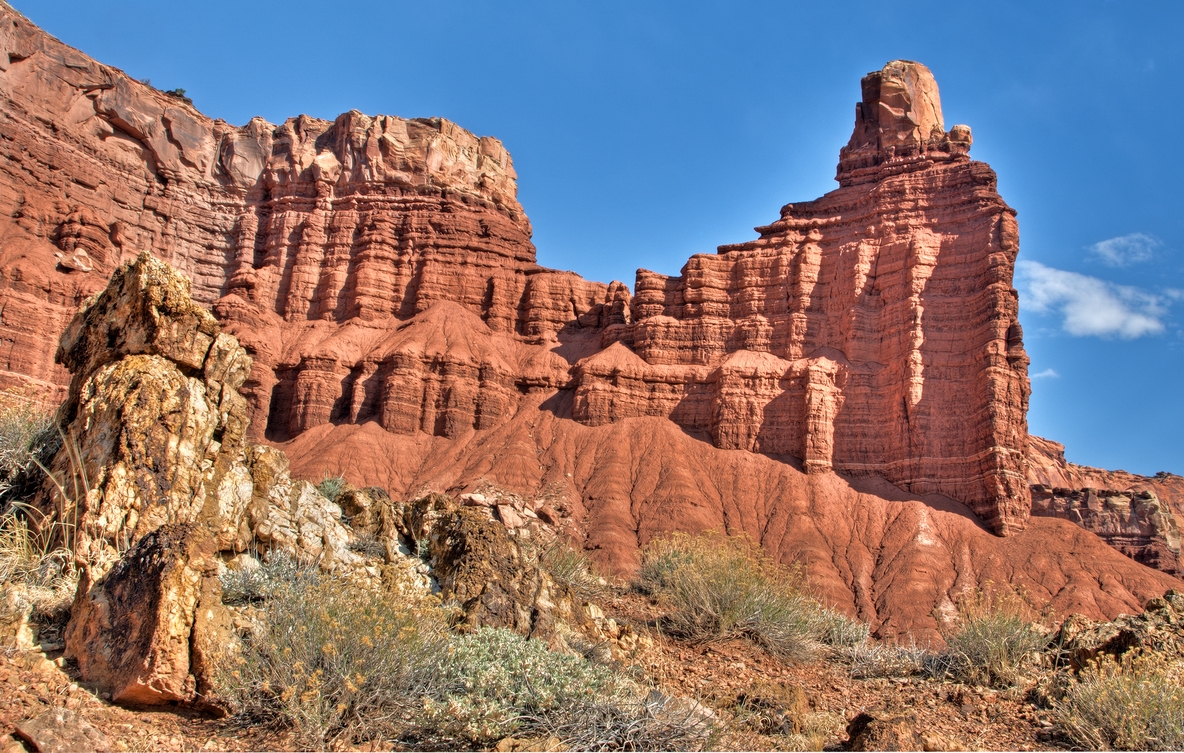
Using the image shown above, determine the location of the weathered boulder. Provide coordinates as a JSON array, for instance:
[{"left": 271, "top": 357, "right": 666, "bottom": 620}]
[
  {"left": 14, "top": 707, "right": 111, "bottom": 753},
  {"left": 845, "top": 711, "right": 963, "bottom": 751},
  {"left": 65, "top": 523, "right": 219, "bottom": 704},
  {"left": 412, "top": 494, "right": 592, "bottom": 641},
  {"left": 36, "top": 252, "right": 253, "bottom": 576}
]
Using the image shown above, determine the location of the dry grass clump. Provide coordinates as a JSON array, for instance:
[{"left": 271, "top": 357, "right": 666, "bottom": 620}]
[
  {"left": 1055, "top": 655, "right": 1184, "bottom": 751},
  {"left": 841, "top": 639, "right": 929, "bottom": 679},
  {"left": 0, "top": 392, "right": 57, "bottom": 504},
  {"left": 220, "top": 565, "right": 449, "bottom": 749},
  {"left": 540, "top": 541, "right": 606, "bottom": 600},
  {"left": 637, "top": 532, "right": 867, "bottom": 660},
  {"left": 930, "top": 587, "right": 1046, "bottom": 687}
]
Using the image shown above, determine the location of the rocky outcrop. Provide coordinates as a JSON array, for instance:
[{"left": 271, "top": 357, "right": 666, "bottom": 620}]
[
  {"left": 49, "top": 254, "right": 414, "bottom": 705},
  {"left": 1031, "top": 486, "right": 1182, "bottom": 576},
  {"left": 65, "top": 523, "right": 220, "bottom": 705},
  {"left": 38, "top": 251, "right": 254, "bottom": 575},
  {"left": 49, "top": 253, "right": 621, "bottom": 702},
  {"left": 1050, "top": 590, "right": 1184, "bottom": 671}
]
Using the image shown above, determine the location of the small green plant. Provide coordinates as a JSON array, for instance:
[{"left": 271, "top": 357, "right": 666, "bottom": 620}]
[
  {"left": 1055, "top": 655, "right": 1184, "bottom": 750},
  {"left": 163, "top": 87, "right": 193, "bottom": 105},
  {"left": 930, "top": 587, "right": 1046, "bottom": 687},
  {"left": 540, "top": 542, "right": 605, "bottom": 600},
  {"left": 315, "top": 474, "right": 347, "bottom": 504},
  {"left": 637, "top": 532, "right": 864, "bottom": 660}
]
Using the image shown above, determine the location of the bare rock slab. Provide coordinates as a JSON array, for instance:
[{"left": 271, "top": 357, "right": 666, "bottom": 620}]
[{"left": 14, "top": 708, "right": 111, "bottom": 753}]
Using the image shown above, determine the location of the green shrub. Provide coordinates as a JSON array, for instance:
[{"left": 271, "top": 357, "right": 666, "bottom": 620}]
[
  {"left": 219, "top": 568, "right": 449, "bottom": 749},
  {"left": 931, "top": 587, "right": 1046, "bottom": 687},
  {"left": 1056, "top": 656, "right": 1184, "bottom": 750},
  {"left": 417, "top": 627, "right": 711, "bottom": 750},
  {"left": 315, "top": 474, "right": 347, "bottom": 504},
  {"left": 637, "top": 532, "right": 864, "bottom": 660}
]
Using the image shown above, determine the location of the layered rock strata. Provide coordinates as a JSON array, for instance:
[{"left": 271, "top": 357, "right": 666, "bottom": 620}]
[
  {"left": 574, "top": 61, "right": 1028, "bottom": 534},
  {"left": 1030, "top": 486, "right": 1182, "bottom": 576},
  {"left": 0, "top": 9, "right": 1029, "bottom": 535},
  {"left": 0, "top": 2, "right": 615, "bottom": 415}
]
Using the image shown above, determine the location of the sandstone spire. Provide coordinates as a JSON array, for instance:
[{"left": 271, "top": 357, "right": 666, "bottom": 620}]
[{"left": 838, "top": 60, "right": 973, "bottom": 184}]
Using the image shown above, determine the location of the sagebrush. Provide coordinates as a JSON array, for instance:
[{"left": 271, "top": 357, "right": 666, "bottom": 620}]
[
  {"left": 930, "top": 587, "right": 1046, "bottom": 687},
  {"left": 540, "top": 542, "right": 605, "bottom": 600},
  {"left": 219, "top": 564, "right": 448, "bottom": 749},
  {"left": 1055, "top": 655, "right": 1184, "bottom": 751},
  {"left": 637, "top": 532, "right": 867, "bottom": 659},
  {"left": 221, "top": 567, "right": 712, "bottom": 750}
]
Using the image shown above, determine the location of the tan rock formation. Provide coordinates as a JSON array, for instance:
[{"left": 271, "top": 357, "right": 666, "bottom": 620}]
[{"left": 37, "top": 252, "right": 253, "bottom": 574}]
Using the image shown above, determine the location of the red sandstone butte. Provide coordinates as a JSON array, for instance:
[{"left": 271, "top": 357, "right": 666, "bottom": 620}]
[
  {"left": 573, "top": 60, "right": 1030, "bottom": 536},
  {"left": 0, "top": 7, "right": 1180, "bottom": 637}
]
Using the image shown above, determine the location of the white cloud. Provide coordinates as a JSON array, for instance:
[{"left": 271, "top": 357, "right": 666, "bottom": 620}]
[
  {"left": 1088, "top": 233, "right": 1160, "bottom": 267},
  {"left": 1030, "top": 368, "right": 1060, "bottom": 379},
  {"left": 1016, "top": 260, "right": 1168, "bottom": 338}
]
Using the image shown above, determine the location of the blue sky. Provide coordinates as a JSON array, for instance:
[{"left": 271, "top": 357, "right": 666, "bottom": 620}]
[{"left": 17, "top": 0, "right": 1184, "bottom": 476}]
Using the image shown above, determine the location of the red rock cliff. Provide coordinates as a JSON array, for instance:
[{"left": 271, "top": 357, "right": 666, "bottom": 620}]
[
  {"left": 574, "top": 61, "right": 1030, "bottom": 535},
  {"left": 0, "top": 11, "right": 1179, "bottom": 639},
  {"left": 0, "top": 2, "right": 614, "bottom": 422}
]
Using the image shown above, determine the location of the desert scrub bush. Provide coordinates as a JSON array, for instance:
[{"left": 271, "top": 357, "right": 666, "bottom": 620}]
[
  {"left": 0, "top": 394, "right": 58, "bottom": 505},
  {"left": 219, "top": 549, "right": 318, "bottom": 606},
  {"left": 416, "top": 627, "right": 712, "bottom": 750},
  {"left": 930, "top": 587, "right": 1046, "bottom": 687},
  {"left": 840, "top": 639, "right": 929, "bottom": 679},
  {"left": 315, "top": 474, "right": 347, "bottom": 503},
  {"left": 540, "top": 541, "right": 605, "bottom": 600},
  {"left": 637, "top": 532, "right": 864, "bottom": 660},
  {"left": 220, "top": 568, "right": 449, "bottom": 749},
  {"left": 1055, "top": 655, "right": 1184, "bottom": 751}
]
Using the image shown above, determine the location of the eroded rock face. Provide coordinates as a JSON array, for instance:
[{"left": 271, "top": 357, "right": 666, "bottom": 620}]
[
  {"left": 1028, "top": 435, "right": 1184, "bottom": 576},
  {"left": 1031, "top": 486, "right": 1182, "bottom": 576},
  {"left": 574, "top": 61, "right": 1029, "bottom": 535},
  {"left": 0, "top": 10, "right": 1028, "bottom": 538}
]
